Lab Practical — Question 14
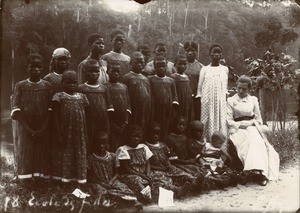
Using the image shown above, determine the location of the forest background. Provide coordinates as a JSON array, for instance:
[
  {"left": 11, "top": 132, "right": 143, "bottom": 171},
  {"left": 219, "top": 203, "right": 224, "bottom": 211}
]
[{"left": 1, "top": 0, "right": 300, "bottom": 119}]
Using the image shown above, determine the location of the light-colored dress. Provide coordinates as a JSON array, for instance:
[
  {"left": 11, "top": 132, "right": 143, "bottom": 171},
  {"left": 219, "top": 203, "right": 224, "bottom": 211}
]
[
  {"left": 227, "top": 94, "right": 279, "bottom": 180},
  {"left": 196, "top": 64, "right": 228, "bottom": 141}
]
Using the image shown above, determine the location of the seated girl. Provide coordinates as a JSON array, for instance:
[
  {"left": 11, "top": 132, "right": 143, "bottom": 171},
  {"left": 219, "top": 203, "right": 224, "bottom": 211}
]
[
  {"left": 87, "top": 131, "right": 142, "bottom": 210},
  {"left": 116, "top": 125, "right": 190, "bottom": 204},
  {"left": 145, "top": 122, "right": 203, "bottom": 190}
]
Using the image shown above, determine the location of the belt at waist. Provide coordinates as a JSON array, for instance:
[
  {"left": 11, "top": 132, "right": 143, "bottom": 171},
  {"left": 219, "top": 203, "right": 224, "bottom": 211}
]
[{"left": 234, "top": 115, "right": 255, "bottom": 122}]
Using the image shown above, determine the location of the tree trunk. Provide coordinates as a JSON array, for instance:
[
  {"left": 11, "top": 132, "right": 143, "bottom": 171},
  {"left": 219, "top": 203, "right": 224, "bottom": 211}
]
[{"left": 184, "top": 1, "right": 189, "bottom": 30}]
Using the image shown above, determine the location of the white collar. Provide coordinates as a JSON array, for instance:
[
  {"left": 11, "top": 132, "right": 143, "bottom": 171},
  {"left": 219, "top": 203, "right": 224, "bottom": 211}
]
[{"left": 27, "top": 79, "right": 42, "bottom": 84}]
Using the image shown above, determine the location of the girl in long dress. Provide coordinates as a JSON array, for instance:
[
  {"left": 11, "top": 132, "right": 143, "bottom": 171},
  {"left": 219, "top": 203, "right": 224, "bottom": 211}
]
[
  {"left": 227, "top": 75, "right": 279, "bottom": 186},
  {"left": 196, "top": 44, "right": 228, "bottom": 142},
  {"left": 11, "top": 53, "right": 52, "bottom": 180}
]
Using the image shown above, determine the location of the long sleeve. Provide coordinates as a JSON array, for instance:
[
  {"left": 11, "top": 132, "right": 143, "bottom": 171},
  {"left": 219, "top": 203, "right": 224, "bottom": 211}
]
[
  {"left": 196, "top": 66, "right": 206, "bottom": 98},
  {"left": 227, "top": 98, "right": 240, "bottom": 134},
  {"left": 171, "top": 79, "right": 179, "bottom": 105},
  {"left": 253, "top": 96, "right": 263, "bottom": 125},
  {"left": 77, "top": 61, "right": 86, "bottom": 84},
  {"left": 11, "top": 82, "right": 21, "bottom": 118},
  {"left": 104, "top": 87, "right": 114, "bottom": 112},
  {"left": 125, "top": 87, "right": 132, "bottom": 114}
]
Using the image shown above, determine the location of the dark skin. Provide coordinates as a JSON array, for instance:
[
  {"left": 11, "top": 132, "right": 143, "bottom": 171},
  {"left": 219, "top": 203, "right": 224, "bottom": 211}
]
[
  {"left": 154, "top": 45, "right": 167, "bottom": 57},
  {"left": 13, "top": 60, "right": 50, "bottom": 138},
  {"left": 140, "top": 48, "right": 150, "bottom": 64},
  {"left": 185, "top": 47, "right": 197, "bottom": 63},
  {"left": 154, "top": 58, "right": 179, "bottom": 113},
  {"left": 107, "top": 65, "right": 129, "bottom": 132},
  {"left": 92, "top": 135, "right": 118, "bottom": 185},
  {"left": 119, "top": 130, "right": 151, "bottom": 181},
  {"left": 147, "top": 126, "right": 173, "bottom": 172},
  {"left": 90, "top": 38, "right": 105, "bottom": 60},
  {"left": 210, "top": 47, "right": 222, "bottom": 66},
  {"left": 131, "top": 53, "right": 145, "bottom": 74},
  {"left": 54, "top": 56, "right": 69, "bottom": 74},
  {"left": 112, "top": 34, "right": 125, "bottom": 54},
  {"left": 86, "top": 66, "right": 100, "bottom": 85},
  {"left": 200, "top": 138, "right": 232, "bottom": 163},
  {"left": 175, "top": 59, "right": 187, "bottom": 75}
]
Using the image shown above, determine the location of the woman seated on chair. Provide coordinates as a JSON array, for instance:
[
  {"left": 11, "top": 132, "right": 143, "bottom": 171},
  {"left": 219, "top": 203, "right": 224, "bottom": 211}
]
[{"left": 227, "top": 75, "right": 280, "bottom": 186}]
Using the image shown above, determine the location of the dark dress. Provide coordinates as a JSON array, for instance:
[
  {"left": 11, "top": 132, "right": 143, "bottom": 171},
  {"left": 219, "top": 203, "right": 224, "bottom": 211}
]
[
  {"left": 145, "top": 142, "right": 195, "bottom": 186},
  {"left": 88, "top": 152, "right": 137, "bottom": 201},
  {"left": 77, "top": 83, "right": 114, "bottom": 152},
  {"left": 11, "top": 79, "right": 52, "bottom": 179},
  {"left": 43, "top": 72, "right": 62, "bottom": 94},
  {"left": 52, "top": 92, "right": 89, "bottom": 183},
  {"left": 122, "top": 72, "right": 152, "bottom": 133},
  {"left": 188, "top": 138, "right": 206, "bottom": 159},
  {"left": 104, "top": 82, "right": 131, "bottom": 151},
  {"left": 171, "top": 73, "right": 194, "bottom": 123},
  {"left": 148, "top": 75, "right": 178, "bottom": 141},
  {"left": 101, "top": 51, "right": 131, "bottom": 78}
]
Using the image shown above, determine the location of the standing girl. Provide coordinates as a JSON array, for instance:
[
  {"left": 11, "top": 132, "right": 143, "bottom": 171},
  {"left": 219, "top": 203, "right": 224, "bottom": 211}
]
[
  {"left": 52, "top": 70, "right": 89, "bottom": 183},
  {"left": 171, "top": 54, "right": 194, "bottom": 123},
  {"left": 11, "top": 53, "right": 52, "bottom": 180},
  {"left": 196, "top": 44, "right": 228, "bottom": 142},
  {"left": 77, "top": 59, "right": 114, "bottom": 153}
]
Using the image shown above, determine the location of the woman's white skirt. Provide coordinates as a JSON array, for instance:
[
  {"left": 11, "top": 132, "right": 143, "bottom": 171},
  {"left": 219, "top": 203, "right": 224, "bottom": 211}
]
[{"left": 229, "top": 126, "right": 279, "bottom": 180}]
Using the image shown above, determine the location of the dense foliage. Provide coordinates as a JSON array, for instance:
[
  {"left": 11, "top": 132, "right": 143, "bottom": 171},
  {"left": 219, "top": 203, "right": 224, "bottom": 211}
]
[{"left": 1, "top": 0, "right": 299, "bottom": 114}]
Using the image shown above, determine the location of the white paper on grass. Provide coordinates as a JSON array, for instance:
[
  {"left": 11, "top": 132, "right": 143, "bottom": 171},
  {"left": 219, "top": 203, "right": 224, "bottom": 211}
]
[
  {"left": 72, "top": 188, "right": 90, "bottom": 199},
  {"left": 158, "top": 187, "right": 174, "bottom": 207}
]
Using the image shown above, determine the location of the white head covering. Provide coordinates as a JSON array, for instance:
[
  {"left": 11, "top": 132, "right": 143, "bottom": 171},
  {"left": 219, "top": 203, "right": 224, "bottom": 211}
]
[{"left": 52, "top": 47, "right": 71, "bottom": 58}]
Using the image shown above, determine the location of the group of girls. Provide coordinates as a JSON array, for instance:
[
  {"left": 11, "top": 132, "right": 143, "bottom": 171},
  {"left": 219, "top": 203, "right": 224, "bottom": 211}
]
[{"left": 10, "top": 29, "right": 279, "bottom": 208}]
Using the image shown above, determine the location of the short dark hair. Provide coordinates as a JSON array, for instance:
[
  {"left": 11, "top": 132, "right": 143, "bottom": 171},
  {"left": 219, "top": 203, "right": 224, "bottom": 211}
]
[
  {"left": 87, "top": 33, "right": 103, "bottom": 46},
  {"left": 211, "top": 131, "right": 226, "bottom": 142},
  {"left": 62, "top": 70, "right": 77, "bottom": 82},
  {"left": 184, "top": 41, "right": 198, "bottom": 51},
  {"left": 153, "top": 55, "right": 167, "bottom": 63},
  {"left": 26, "top": 53, "right": 44, "bottom": 65},
  {"left": 174, "top": 54, "right": 186, "bottom": 64},
  {"left": 209, "top": 43, "right": 223, "bottom": 53},
  {"left": 84, "top": 59, "right": 99, "bottom": 70},
  {"left": 110, "top": 29, "right": 125, "bottom": 41},
  {"left": 154, "top": 43, "right": 166, "bottom": 50},
  {"left": 137, "top": 44, "right": 150, "bottom": 51},
  {"left": 128, "top": 125, "right": 143, "bottom": 136},
  {"left": 107, "top": 60, "right": 121, "bottom": 71},
  {"left": 237, "top": 75, "right": 252, "bottom": 88}
]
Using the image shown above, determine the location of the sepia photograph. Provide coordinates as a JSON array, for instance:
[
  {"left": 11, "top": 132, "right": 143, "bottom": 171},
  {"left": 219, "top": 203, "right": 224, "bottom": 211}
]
[{"left": 1, "top": 0, "right": 300, "bottom": 212}]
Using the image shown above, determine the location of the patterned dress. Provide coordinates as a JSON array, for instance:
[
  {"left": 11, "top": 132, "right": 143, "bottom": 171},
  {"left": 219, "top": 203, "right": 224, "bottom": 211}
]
[
  {"left": 104, "top": 82, "right": 131, "bottom": 151},
  {"left": 196, "top": 64, "right": 228, "bottom": 143},
  {"left": 11, "top": 79, "right": 52, "bottom": 179},
  {"left": 43, "top": 72, "right": 62, "bottom": 94},
  {"left": 116, "top": 144, "right": 173, "bottom": 197},
  {"left": 77, "top": 55, "right": 108, "bottom": 84},
  {"left": 88, "top": 152, "right": 137, "bottom": 201},
  {"left": 145, "top": 142, "right": 194, "bottom": 186},
  {"left": 52, "top": 92, "right": 89, "bottom": 183},
  {"left": 149, "top": 75, "right": 178, "bottom": 141},
  {"left": 185, "top": 60, "right": 203, "bottom": 119},
  {"left": 171, "top": 73, "right": 194, "bottom": 123},
  {"left": 122, "top": 72, "right": 152, "bottom": 133},
  {"left": 77, "top": 83, "right": 114, "bottom": 152},
  {"left": 188, "top": 138, "right": 206, "bottom": 159},
  {"left": 227, "top": 94, "right": 279, "bottom": 180},
  {"left": 101, "top": 51, "right": 131, "bottom": 78},
  {"left": 200, "top": 143, "right": 224, "bottom": 171}
]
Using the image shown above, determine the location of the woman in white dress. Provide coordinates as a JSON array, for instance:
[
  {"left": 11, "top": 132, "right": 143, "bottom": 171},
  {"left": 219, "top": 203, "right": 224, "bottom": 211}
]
[
  {"left": 196, "top": 44, "right": 228, "bottom": 142},
  {"left": 227, "top": 75, "right": 279, "bottom": 186}
]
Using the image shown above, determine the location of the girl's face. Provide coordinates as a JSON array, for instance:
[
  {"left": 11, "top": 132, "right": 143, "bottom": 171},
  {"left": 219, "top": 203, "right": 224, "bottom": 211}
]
[
  {"left": 210, "top": 47, "right": 222, "bottom": 61},
  {"left": 91, "top": 38, "right": 105, "bottom": 55},
  {"left": 63, "top": 77, "right": 77, "bottom": 94},
  {"left": 131, "top": 54, "right": 145, "bottom": 73},
  {"left": 211, "top": 138, "right": 224, "bottom": 149},
  {"left": 27, "top": 60, "right": 43, "bottom": 82},
  {"left": 55, "top": 56, "right": 69, "bottom": 73},
  {"left": 129, "top": 130, "right": 143, "bottom": 147},
  {"left": 176, "top": 118, "right": 186, "bottom": 134},
  {"left": 86, "top": 67, "right": 100, "bottom": 84},
  {"left": 154, "top": 46, "right": 167, "bottom": 57},
  {"left": 149, "top": 126, "right": 161, "bottom": 144},
  {"left": 175, "top": 59, "right": 187, "bottom": 74},
  {"left": 96, "top": 138, "right": 109, "bottom": 155},
  {"left": 108, "top": 65, "right": 121, "bottom": 83},
  {"left": 140, "top": 49, "right": 150, "bottom": 63},
  {"left": 185, "top": 47, "right": 197, "bottom": 62},
  {"left": 192, "top": 129, "right": 203, "bottom": 141},
  {"left": 112, "top": 34, "right": 124, "bottom": 52},
  {"left": 237, "top": 82, "right": 250, "bottom": 98},
  {"left": 154, "top": 59, "right": 167, "bottom": 77}
]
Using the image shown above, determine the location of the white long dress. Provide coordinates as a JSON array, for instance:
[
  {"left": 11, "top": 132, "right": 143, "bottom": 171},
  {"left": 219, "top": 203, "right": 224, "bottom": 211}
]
[
  {"left": 196, "top": 64, "right": 228, "bottom": 141},
  {"left": 227, "top": 94, "right": 279, "bottom": 180}
]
